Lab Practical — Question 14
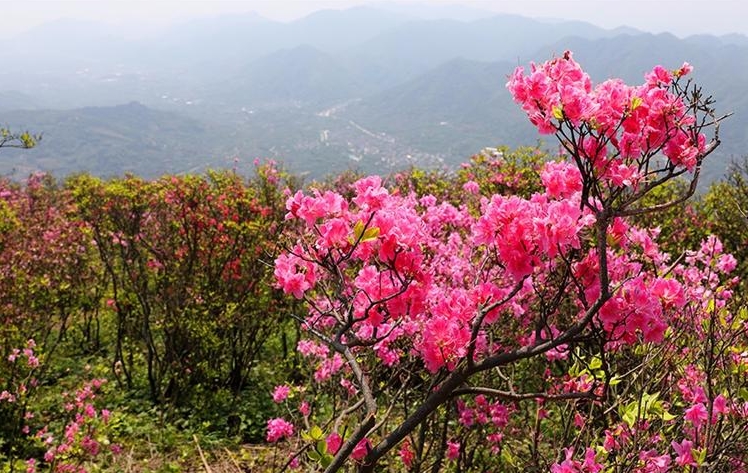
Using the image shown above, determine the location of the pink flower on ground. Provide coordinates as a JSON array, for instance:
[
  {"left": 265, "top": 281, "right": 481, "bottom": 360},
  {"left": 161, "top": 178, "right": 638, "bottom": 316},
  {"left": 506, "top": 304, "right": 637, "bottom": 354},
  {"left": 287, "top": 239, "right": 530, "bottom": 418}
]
[
  {"left": 266, "top": 418, "right": 294, "bottom": 442},
  {"left": 446, "top": 441, "right": 460, "bottom": 461},
  {"left": 399, "top": 439, "right": 414, "bottom": 468}
]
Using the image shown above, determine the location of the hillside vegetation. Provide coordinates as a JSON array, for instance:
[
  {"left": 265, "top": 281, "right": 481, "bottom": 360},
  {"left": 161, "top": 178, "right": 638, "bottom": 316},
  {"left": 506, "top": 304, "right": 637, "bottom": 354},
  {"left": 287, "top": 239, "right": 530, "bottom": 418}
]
[{"left": 1, "top": 145, "right": 747, "bottom": 470}]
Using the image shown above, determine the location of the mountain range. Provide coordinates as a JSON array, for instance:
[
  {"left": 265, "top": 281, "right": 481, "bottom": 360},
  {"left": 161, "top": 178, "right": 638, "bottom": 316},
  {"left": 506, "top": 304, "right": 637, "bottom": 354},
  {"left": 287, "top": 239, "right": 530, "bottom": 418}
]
[{"left": 0, "top": 6, "right": 745, "bottom": 184}]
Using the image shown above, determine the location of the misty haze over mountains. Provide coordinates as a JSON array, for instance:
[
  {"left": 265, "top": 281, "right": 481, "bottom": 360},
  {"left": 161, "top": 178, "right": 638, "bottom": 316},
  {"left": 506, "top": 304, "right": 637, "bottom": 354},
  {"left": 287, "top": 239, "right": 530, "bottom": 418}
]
[{"left": 0, "top": 4, "right": 746, "bottom": 183}]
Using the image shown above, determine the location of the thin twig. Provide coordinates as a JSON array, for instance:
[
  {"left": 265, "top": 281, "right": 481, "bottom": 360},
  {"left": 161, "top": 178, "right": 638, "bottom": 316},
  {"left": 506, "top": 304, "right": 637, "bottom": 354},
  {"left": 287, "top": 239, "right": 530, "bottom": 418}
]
[
  {"left": 224, "top": 447, "right": 243, "bottom": 473},
  {"left": 194, "top": 434, "right": 213, "bottom": 473}
]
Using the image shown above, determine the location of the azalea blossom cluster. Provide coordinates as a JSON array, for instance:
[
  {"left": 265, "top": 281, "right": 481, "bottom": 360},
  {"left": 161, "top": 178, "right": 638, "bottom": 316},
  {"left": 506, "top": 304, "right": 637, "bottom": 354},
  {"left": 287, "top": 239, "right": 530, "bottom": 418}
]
[
  {"left": 37, "top": 378, "right": 119, "bottom": 471},
  {"left": 1, "top": 340, "right": 41, "bottom": 417},
  {"left": 274, "top": 162, "right": 721, "bottom": 375},
  {"left": 266, "top": 417, "right": 294, "bottom": 443},
  {"left": 276, "top": 168, "right": 602, "bottom": 374},
  {"left": 269, "top": 52, "right": 743, "bottom": 472},
  {"left": 271, "top": 165, "right": 738, "bottom": 467},
  {"left": 507, "top": 51, "right": 707, "bottom": 187},
  {"left": 0, "top": 339, "right": 120, "bottom": 472}
]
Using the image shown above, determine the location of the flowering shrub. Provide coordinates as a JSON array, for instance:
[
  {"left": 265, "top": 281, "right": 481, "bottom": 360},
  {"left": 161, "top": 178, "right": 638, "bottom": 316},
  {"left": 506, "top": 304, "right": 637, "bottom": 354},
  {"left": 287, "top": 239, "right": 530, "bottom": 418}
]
[
  {"left": 68, "top": 163, "right": 297, "bottom": 406},
  {"left": 0, "top": 339, "right": 42, "bottom": 463},
  {"left": 0, "top": 174, "right": 99, "bottom": 354},
  {"left": 35, "top": 378, "right": 119, "bottom": 473},
  {"left": 271, "top": 52, "right": 746, "bottom": 472},
  {"left": 0, "top": 341, "right": 118, "bottom": 472},
  {"left": 0, "top": 161, "right": 304, "bottom": 456}
]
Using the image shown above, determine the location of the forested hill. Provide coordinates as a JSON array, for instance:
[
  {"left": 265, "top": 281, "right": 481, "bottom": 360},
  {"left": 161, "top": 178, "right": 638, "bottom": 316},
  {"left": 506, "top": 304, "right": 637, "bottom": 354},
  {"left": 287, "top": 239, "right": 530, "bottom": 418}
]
[{"left": 0, "top": 7, "right": 745, "bottom": 181}]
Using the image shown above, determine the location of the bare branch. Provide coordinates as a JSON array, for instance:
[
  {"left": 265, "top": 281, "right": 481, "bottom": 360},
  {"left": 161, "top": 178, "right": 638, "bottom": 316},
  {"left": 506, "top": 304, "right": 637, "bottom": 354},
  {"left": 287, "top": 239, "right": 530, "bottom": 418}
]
[{"left": 451, "top": 386, "right": 599, "bottom": 402}]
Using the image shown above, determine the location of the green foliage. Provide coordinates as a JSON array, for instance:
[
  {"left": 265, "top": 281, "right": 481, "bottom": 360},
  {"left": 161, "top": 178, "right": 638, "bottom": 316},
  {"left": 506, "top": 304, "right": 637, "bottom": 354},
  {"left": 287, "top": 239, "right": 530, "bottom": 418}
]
[
  {"left": 456, "top": 146, "right": 547, "bottom": 198},
  {"left": 699, "top": 158, "right": 748, "bottom": 296},
  {"left": 390, "top": 146, "right": 548, "bottom": 209},
  {"left": 628, "top": 178, "right": 708, "bottom": 255},
  {"left": 0, "top": 127, "right": 40, "bottom": 149}
]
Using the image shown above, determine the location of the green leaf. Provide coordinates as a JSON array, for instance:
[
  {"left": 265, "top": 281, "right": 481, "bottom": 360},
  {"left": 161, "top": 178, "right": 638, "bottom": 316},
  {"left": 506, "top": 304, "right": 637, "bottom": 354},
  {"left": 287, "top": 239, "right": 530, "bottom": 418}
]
[
  {"left": 361, "top": 227, "right": 380, "bottom": 242},
  {"left": 309, "top": 425, "right": 324, "bottom": 441},
  {"left": 307, "top": 450, "right": 321, "bottom": 461},
  {"left": 552, "top": 105, "right": 564, "bottom": 120},
  {"left": 588, "top": 356, "right": 602, "bottom": 370},
  {"left": 351, "top": 220, "right": 379, "bottom": 243},
  {"left": 630, "top": 96, "right": 643, "bottom": 111},
  {"left": 694, "top": 447, "right": 707, "bottom": 466},
  {"left": 321, "top": 454, "right": 333, "bottom": 468},
  {"left": 500, "top": 447, "right": 516, "bottom": 466},
  {"left": 353, "top": 220, "right": 365, "bottom": 241},
  {"left": 622, "top": 407, "right": 637, "bottom": 428},
  {"left": 316, "top": 440, "right": 327, "bottom": 455}
]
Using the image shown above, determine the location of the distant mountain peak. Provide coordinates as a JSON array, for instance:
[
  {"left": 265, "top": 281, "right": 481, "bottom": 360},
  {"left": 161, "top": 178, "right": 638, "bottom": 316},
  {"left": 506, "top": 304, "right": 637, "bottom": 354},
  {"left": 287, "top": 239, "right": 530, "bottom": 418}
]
[{"left": 368, "top": 1, "right": 495, "bottom": 21}]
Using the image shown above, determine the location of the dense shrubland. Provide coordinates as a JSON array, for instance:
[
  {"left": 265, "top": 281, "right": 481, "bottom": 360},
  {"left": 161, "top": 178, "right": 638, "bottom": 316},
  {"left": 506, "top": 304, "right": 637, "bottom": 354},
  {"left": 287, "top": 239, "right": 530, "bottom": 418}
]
[{"left": 0, "top": 52, "right": 747, "bottom": 472}]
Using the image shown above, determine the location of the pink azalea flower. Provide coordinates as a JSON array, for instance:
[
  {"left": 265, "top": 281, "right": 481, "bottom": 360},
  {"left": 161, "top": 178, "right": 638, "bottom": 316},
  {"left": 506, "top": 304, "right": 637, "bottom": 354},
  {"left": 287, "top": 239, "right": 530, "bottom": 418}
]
[
  {"left": 351, "top": 438, "right": 371, "bottom": 461},
  {"left": 462, "top": 180, "right": 480, "bottom": 194},
  {"left": 717, "top": 254, "right": 738, "bottom": 273},
  {"left": 446, "top": 441, "right": 461, "bottom": 461},
  {"left": 684, "top": 403, "right": 708, "bottom": 429},
  {"left": 676, "top": 62, "right": 693, "bottom": 77},
  {"left": 713, "top": 394, "right": 729, "bottom": 416},
  {"left": 671, "top": 439, "right": 697, "bottom": 467},
  {"left": 266, "top": 418, "right": 294, "bottom": 442},
  {"left": 399, "top": 440, "right": 414, "bottom": 467},
  {"left": 271, "top": 385, "right": 290, "bottom": 403},
  {"left": 582, "top": 448, "right": 603, "bottom": 473},
  {"left": 326, "top": 432, "right": 342, "bottom": 454},
  {"left": 638, "top": 449, "right": 671, "bottom": 472}
]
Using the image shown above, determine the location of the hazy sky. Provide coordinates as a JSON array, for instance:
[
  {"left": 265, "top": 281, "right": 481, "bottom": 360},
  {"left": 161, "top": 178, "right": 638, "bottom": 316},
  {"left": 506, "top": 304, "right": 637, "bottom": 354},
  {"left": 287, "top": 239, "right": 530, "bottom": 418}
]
[{"left": 0, "top": 0, "right": 745, "bottom": 38}]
